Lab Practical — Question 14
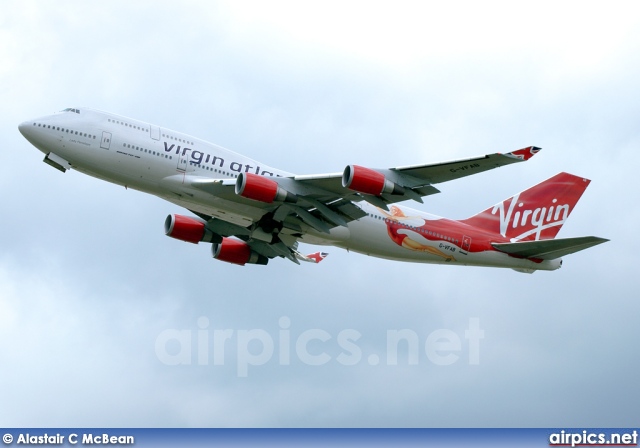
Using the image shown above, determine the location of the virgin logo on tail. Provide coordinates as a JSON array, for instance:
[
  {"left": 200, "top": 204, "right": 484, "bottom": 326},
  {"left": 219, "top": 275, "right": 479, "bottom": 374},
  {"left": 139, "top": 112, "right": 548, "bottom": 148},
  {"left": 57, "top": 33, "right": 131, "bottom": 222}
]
[
  {"left": 492, "top": 193, "right": 571, "bottom": 241},
  {"left": 461, "top": 172, "right": 591, "bottom": 242}
]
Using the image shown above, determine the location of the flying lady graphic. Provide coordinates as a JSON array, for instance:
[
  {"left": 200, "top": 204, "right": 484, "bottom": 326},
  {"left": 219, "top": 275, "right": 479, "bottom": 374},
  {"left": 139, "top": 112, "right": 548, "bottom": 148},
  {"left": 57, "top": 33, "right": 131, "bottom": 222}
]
[{"left": 379, "top": 206, "right": 456, "bottom": 262}]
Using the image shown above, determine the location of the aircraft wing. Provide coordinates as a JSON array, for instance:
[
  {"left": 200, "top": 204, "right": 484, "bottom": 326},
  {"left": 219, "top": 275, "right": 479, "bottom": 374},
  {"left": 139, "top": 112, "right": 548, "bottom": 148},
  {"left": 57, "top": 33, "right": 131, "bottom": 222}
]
[
  {"left": 492, "top": 236, "right": 609, "bottom": 260},
  {"left": 293, "top": 146, "right": 541, "bottom": 208},
  {"left": 181, "top": 146, "right": 540, "bottom": 263},
  {"left": 388, "top": 145, "right": 541, "bottom": 184}
]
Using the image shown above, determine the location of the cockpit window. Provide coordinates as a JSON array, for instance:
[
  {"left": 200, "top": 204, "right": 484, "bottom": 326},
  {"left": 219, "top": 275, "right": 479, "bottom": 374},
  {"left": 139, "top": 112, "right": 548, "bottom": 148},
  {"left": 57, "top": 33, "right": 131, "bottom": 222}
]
[{"left": 62, "top": 108, "right": 80, "bottom": 114}]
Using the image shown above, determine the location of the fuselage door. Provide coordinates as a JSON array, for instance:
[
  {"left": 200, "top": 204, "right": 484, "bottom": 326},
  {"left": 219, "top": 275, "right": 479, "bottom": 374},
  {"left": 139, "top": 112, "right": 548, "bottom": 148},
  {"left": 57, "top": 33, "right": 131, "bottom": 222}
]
[
  {"left": 100, "top": 131, "right": 112, "bottom": 150},
  {"left": 177, "top": 150, "right": 189, "bottom": 173},
  {"left": 150, "top": 125, "right": 160, "bottom": 141},
  {"left": 462, "top": 235, "right": 472, "bottom": 252}
]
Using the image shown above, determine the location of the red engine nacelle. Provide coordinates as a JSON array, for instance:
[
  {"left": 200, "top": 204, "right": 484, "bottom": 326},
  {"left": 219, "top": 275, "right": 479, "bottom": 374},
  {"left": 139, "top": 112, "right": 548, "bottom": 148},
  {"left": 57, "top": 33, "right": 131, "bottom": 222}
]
[
  {"left": 235, "top": 172, "right": 295, "bottom": 203},
  {"left": 212, "top": 237, "right": 269, "bottom": 266},
  {"left": 342, "top": 165, "right": 403, "bottom": 196},
  {"left": 164, "top": 214, "right": 221, "bottom": 244}
]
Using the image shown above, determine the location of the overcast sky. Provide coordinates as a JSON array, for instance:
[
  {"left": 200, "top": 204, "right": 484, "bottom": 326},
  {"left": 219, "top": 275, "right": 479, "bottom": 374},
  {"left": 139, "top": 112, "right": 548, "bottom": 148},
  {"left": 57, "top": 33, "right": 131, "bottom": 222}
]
[{"left": 1, "top": 0, "right": 638, "bottom": 428}]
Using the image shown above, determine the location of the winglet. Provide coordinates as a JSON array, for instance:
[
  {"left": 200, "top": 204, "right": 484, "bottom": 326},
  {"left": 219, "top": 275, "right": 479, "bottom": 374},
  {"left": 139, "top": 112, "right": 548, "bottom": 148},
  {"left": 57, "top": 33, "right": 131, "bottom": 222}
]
[
  {"left": 506, "top": 146, "right": 541, "bottom": 161},
  {"left": 295, "top": 251, "right": 329, "bottom": 263}
]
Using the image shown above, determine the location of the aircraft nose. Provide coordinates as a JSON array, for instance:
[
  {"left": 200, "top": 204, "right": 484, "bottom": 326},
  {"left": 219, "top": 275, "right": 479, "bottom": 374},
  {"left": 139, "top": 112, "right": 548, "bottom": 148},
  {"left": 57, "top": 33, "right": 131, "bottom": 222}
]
[
  {"left": 18, "top": 121, "right": 28, "bottom": 135},
  {"left": 18, "top": 121, "right": 31, "bottom": 138},
  {"left": 18, "top": 120, "right": 42, "bottom": 147}
]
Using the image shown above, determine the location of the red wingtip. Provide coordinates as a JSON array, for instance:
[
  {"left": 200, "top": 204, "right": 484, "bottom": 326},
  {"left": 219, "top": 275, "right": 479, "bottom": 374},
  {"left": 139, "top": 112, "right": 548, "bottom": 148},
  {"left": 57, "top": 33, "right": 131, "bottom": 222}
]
[
  {"left": 306, "top": 252, "right": 329, "bottom": 263},
  {"left": 508, "top": 146, "right": 542, "bottom": 161}
]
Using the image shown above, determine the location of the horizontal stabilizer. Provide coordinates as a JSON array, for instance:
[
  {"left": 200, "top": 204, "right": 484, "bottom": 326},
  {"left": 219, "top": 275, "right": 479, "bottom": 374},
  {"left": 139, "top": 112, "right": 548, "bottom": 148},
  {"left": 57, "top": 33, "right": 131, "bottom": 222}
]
[
  {"left": 492, "top": 236, "right": 609, "bottom": 260},
  {"left": 295, "top": 251, "right": 329, "bottom": 263}
]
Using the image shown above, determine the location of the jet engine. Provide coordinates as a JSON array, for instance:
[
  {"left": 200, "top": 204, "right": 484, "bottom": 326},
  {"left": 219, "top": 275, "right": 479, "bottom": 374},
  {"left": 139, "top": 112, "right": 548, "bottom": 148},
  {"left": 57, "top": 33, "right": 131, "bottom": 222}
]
[
  {"left": 212, "top": 237, "right": 269, "bottom": 265},
  {"left": 164, "top": 214, "right": 221, "bottom": 244},
  {"left": 235, "top": 172, "right": 295, "bottom": 203},
  {"left": 342, "top": 165, "right": 404, "bottom": 196}
]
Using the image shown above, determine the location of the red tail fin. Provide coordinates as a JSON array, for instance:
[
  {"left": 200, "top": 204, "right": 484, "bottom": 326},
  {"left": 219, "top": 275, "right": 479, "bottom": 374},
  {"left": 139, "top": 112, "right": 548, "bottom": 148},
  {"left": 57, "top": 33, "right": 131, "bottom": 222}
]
[{"left": 460, "top": 172, "right": 591, "bottom": 241}]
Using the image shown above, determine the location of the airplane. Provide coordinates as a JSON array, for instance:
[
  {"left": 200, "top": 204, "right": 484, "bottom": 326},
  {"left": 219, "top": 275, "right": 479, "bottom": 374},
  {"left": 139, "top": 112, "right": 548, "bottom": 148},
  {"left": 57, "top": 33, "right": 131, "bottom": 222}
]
[{"left": 18, "top": 107, "right": 608, "bottom": 273}]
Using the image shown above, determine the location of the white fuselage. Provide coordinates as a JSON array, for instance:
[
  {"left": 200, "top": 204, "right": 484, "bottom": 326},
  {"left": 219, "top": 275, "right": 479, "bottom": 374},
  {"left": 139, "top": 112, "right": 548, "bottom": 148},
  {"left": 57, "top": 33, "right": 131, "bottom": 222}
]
[{"left": 19, "top": 108, "right": 561, "bottom": 271}]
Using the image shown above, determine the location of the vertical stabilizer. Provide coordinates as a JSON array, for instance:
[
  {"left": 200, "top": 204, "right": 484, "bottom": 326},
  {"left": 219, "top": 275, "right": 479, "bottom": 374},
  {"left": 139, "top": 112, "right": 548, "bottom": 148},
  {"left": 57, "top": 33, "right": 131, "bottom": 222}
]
[{"left": 460, "top": 172, "right": 591, "bottom": 241}]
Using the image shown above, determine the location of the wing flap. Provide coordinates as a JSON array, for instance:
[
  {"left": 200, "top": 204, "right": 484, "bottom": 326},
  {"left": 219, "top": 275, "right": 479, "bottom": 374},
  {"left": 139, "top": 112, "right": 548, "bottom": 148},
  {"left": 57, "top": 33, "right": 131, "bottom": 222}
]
[{"left": 492, "top": 236, "right": 609, "bottom": 260}]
